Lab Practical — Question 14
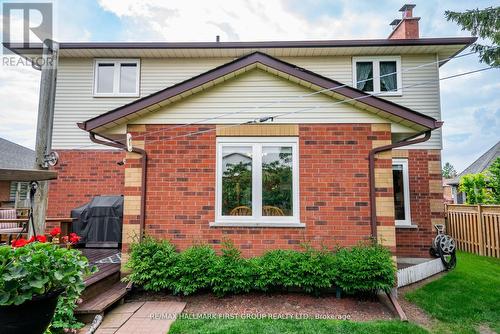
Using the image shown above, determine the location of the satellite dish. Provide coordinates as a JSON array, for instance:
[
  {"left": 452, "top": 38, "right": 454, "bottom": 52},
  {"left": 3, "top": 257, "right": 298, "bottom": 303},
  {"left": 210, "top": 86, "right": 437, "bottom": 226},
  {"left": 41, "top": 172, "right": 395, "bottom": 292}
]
[{"left": 126, "top": 133, "right": 133, "bottom": 152}]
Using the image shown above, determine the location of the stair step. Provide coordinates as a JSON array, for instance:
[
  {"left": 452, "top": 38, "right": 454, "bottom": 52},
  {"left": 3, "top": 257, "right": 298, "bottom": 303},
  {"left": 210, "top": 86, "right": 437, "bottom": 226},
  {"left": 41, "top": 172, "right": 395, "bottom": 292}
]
[
  {"left": 80, "top": 263, "right": 121, "bottom": 302},
  {"left": 76, "top": 281, "right": 128, "bottom": 315}
]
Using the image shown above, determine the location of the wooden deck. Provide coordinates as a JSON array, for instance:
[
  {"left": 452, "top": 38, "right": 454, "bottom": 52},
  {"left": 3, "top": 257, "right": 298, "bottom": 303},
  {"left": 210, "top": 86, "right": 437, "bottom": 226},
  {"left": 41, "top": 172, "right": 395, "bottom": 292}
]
[{"left": 80, "top": 248, "right": 121, "bottom": 285}]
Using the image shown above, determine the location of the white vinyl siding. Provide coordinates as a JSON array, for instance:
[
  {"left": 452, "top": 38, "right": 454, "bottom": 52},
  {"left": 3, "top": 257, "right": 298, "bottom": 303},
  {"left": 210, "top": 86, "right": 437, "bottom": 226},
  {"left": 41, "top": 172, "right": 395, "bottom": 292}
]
[{"left": 52, "top": 54, "right": 441, "bottom": 150}]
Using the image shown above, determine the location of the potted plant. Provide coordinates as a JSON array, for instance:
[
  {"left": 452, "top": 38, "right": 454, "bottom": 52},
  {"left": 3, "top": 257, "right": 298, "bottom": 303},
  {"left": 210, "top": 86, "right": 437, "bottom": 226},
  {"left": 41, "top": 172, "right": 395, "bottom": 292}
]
[{"left": 0, "top": 237, "right": 92, "bottom": 334}]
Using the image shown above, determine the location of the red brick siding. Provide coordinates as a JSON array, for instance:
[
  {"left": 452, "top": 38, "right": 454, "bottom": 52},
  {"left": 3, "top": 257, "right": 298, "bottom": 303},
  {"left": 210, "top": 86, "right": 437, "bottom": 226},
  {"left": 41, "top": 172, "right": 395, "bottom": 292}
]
[
  {"left": 47, "top": 150, "right": 125, "bottom": 229},
  {"left": 133, "top": 124, "right": 390, "bottom": 257},
  {"left": 395, "top": 150, "right": 443, "bottom": 257}
]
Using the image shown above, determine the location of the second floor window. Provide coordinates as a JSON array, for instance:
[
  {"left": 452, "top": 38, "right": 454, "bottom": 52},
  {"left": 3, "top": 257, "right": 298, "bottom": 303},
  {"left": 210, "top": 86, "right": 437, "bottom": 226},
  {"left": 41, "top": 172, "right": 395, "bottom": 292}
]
[
  {"left": 94, "top": 59, "right": 140, "bottom": 97},
  {"left": 352, "top": 57, "right": 402, "bottom": 95}
]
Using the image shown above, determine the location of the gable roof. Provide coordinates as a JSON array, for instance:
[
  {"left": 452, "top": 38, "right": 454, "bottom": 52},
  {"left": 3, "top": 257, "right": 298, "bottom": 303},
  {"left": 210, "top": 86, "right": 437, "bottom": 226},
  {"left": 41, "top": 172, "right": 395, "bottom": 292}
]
[
  {"left": 79, "top": 52, "right": 441, "bottom": 132},
  {"left": 0, "top": 137, "right": 35, "bottom": 170},
  {"left": 448, "top": 140, "right": 500, "bottom": 185}
]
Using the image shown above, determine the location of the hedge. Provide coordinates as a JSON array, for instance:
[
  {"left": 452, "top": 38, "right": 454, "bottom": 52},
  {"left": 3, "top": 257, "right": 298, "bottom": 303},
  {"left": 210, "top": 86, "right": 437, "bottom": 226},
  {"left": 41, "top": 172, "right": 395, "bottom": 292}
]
[{"left": 124, "top": 238, "right": 395, "bottom": 296}]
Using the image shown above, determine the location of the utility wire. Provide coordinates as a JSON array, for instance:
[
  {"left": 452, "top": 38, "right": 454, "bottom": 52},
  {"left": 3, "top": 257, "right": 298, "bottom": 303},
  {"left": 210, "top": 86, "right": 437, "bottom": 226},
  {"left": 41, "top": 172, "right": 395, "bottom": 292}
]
[{"left": 56, "top": 64, "right": 494, "bottom": 167}]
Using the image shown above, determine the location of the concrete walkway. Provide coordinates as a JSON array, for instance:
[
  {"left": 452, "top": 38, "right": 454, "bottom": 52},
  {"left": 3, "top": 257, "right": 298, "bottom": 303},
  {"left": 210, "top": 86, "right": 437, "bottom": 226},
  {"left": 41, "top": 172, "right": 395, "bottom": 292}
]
[{"left": 94, "top": 301, "right": 186, "bottom": 334}]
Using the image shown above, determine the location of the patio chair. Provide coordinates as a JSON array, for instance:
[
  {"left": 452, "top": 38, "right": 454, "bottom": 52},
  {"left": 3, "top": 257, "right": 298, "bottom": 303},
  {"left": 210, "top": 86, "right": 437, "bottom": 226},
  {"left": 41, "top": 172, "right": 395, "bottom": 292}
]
[
  {"left": 0, "top": 208, "right": 27, "bottom": 244},
  {"left": 263, "top": 206, "right": 285, "bottom": 216},
  {"left": 229, "top": 206, "right": 252, "bottom": 216}
]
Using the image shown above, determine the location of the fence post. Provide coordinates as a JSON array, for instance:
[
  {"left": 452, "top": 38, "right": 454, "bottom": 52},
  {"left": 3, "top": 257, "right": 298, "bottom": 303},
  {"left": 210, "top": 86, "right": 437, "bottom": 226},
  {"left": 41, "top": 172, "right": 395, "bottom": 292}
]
[{"left": 477, "top": 204, "right": 484, "bottom": 256}]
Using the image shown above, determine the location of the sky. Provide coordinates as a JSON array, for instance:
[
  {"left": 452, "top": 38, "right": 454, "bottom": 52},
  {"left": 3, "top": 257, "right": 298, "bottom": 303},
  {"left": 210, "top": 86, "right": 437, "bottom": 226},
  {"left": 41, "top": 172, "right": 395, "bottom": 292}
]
[{"left": 0, "top": 0, "right": 498, "bottom": 172}]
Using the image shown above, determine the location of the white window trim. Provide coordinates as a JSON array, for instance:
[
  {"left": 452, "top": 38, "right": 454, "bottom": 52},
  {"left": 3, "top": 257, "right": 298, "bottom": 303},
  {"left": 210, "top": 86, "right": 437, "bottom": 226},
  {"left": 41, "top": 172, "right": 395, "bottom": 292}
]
[
  {"left": 393, "top": 158, "right": 412, "bottom": 226},
  {"left": 212, "top": 137, "right": 301, "bottom": 227},
  {"left": 352, "top": 56, "right": 402, "bottom": 96},
  {"left": 93, "top": 59, "right": 140, "bottom": 97}
]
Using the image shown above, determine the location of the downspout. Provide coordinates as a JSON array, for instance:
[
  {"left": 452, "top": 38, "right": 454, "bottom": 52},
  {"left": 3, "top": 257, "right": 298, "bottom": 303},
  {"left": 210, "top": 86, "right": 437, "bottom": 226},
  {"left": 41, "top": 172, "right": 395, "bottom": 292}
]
[
  {"left": 369, "top": 127, "right": 441, "bottom": 239},
  {"left": 88, "top": 131, "right": 147, "bottom": 241}
]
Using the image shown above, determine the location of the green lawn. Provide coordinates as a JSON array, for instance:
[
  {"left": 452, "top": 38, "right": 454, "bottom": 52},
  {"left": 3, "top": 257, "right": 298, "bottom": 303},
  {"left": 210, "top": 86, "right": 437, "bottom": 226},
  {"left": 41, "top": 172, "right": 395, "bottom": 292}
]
[
  {"left": 169, "top": 318, "right": 427, "bottom": 334},
  {"left": 405, "top": 252, "right": 500, "bottom": 334}
]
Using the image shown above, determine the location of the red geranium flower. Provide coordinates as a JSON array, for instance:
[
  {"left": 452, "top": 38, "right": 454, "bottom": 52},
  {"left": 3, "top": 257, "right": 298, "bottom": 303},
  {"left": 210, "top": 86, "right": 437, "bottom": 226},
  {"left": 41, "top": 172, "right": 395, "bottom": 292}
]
[
  {"left": 27, "top": 236, "right": 36, "bottom": 243},
  {"left": 11, "top": 238, "right": 28, "bottom": 248},
  {"left": 36, "top": 235, "right": 47, "bottom": 243},
  {"left": 50, "top": 227, "right": 61, "bottom": 237},
  {"left": 69, "top": 233, "right": 81, "bottom": 244}
]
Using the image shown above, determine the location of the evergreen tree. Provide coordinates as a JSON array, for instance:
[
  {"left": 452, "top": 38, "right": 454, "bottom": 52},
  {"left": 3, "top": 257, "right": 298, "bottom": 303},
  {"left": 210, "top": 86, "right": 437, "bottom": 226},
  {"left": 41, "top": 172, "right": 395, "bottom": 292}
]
[
  {"left": 445, "top": 6, "right": 500, "bottom": 67},
  {"left": 442, "top": 162, "right": 457, "bottom": 178}
]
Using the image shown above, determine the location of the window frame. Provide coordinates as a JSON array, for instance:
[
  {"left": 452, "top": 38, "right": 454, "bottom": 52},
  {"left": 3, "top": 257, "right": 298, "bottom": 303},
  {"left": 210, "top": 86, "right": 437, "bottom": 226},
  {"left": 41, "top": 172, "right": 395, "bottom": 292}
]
[
  {"left": 352, "top": 56, "right": 402, "bottom": 96},
  {"left": 93, "top": 59, "right": 140, "bottom": 97},
  {"left": 214, "top": 137, "right": 301, "bottom": 227},
  {"left": 392, "top": 158, "right": 412, "bottom": 226}
]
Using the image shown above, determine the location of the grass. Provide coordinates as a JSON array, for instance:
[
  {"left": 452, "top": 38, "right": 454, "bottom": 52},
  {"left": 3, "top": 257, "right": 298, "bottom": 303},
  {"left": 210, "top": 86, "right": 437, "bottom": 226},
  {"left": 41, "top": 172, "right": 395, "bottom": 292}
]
[
  {"left": 169, "top": 318, "right": 428, "bottom": 334},
  {"left": 405, "top": 251, "right": 500, "bottom": 334}
]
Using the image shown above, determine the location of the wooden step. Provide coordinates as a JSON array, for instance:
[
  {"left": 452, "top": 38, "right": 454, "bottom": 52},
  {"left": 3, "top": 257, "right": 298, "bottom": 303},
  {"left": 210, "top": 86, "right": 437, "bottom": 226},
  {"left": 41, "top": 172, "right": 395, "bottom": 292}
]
[
  {"left": 80, "top": 263, "right": 121, "bottom": 301},
  {"left": 75, "top": 281, "right": 128, "bottom": 320}
]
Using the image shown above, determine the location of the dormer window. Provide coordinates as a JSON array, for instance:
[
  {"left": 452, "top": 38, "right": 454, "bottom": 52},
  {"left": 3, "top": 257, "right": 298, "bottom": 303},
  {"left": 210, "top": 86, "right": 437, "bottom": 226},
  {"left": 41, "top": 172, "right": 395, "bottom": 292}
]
[
  {"left": 352, "top": 56, "right": 402, "bottom": 96},
  {"left": 93, "top": 59, "right": 140, "bottom": 97}
]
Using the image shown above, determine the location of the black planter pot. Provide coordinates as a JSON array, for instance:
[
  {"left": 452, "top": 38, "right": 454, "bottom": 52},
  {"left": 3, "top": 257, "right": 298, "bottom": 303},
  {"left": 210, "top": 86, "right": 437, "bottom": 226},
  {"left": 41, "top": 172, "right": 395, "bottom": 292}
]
[{"left": 0, "top": 289, "right": 63, "bottom": 334}]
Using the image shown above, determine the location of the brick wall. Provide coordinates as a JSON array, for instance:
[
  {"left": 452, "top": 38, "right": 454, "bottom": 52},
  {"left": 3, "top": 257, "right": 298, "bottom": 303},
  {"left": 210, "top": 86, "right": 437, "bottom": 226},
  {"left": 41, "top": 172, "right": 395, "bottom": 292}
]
[
  {"left": 395, "top": 149, "right": 444, "bottom": 257},
  {"left": 47, "top": 150, "right": 125, "bottom": 229},
  {"left": 119, "top": 124, "right": 392, "bottom": 257}
]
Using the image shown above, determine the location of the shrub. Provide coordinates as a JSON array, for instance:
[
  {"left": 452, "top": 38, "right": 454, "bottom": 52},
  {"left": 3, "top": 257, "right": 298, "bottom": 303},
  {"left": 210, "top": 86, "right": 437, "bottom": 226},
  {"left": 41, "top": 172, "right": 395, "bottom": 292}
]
[
  {"left": 210, "top": 241, "right": 255, "bottom": 297},
  {"left": 254, "top": 247, "right": 337, "bottom": 294},
  {"left": 123, "top": 237, "right": 178, "bottom": 291},
  {"left": 293, "top": 247, "right": 337, "bottom": 295},
  {"left": 0, "top": 242, "right": 93, "bottom": 333},
  {"left": 172, "top": 244, "right": 217, "bottom": 295},
  {"left": 126, "top": 238, "right": 395, "bottom": 297},
  {"left": 254, "top": 249, "right": 302, "bottom": 292},
  {"left": 335, "top": 242, "right": 395, "bottom": 294}
]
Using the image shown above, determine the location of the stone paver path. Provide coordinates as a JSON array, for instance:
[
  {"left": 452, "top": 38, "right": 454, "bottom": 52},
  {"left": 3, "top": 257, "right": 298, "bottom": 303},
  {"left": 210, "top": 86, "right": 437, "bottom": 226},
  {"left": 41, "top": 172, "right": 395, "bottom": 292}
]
[{"left": 94, "top": 301, "right": 186, "bottom": 334}]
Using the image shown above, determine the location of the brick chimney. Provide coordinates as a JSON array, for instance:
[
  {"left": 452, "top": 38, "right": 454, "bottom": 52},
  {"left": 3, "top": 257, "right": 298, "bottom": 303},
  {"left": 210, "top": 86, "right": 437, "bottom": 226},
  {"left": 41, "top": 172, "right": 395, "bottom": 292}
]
[{"left": 388, "top": 4, "right": 420, "bottom": 39}]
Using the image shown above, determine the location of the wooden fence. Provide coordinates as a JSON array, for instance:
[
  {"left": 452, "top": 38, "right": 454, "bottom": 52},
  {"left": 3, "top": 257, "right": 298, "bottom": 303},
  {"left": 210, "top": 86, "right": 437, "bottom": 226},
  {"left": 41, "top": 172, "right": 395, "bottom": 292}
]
[{"left": 445, "top": 204, "right": 500, "bottom": 258}]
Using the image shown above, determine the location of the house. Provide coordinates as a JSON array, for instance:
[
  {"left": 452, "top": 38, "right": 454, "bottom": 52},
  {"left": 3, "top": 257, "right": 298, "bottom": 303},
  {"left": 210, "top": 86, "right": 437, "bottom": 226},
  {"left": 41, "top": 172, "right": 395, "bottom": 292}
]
[
  {"left": 0, "top": 137, "right": 35, "bottom": 208},
  {"left": 12, "top": 4, "right": 476, "bottom": 261},
  {"left": 447, "top": 140, "right": 500, "bottom": 203}
]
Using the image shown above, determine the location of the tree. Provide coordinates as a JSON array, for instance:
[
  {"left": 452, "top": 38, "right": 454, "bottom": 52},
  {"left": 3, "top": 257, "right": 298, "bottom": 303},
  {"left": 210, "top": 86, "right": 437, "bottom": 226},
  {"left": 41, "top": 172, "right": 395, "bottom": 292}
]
[
  {"left": 486, "top": 157, "right": 500, "bottom": 204},
  {"left": 442, "top": 162, "right": 457, "bottom": 178},
  {"left": 445, "top": 6, "right": 500, "bottom": 67},
  {"left": 459, "top": 173, "right": 491, "bottom": 204}
]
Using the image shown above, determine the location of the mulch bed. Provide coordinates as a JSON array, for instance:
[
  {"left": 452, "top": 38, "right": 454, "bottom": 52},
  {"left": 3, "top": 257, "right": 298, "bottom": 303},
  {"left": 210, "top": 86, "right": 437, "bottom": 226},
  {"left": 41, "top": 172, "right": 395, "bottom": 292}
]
[{"left": 126, "top": 290, "right": 395, "bottom": 321}]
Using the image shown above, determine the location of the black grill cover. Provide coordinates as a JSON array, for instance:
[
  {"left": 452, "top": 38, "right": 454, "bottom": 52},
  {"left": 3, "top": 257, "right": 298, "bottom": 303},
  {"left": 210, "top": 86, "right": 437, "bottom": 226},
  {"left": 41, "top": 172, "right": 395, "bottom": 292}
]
[{"left": 71, "top": 195, "right": 123, "bottom": 247}]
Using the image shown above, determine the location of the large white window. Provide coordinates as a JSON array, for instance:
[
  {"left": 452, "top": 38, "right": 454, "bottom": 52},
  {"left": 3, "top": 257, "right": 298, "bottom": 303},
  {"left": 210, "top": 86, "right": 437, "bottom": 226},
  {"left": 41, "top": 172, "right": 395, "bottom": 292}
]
[
  {"left": 352, "top": 56, "right": 402, "bottom": 95},
  {"left": 93, "top": 59, "right": 140, "bottom": 97},
  {"left": 392, "top": 159, "right": 411, "bottom": 226},
  {"left": 213, "top": 137, "right": 301, "bottom": 227}
]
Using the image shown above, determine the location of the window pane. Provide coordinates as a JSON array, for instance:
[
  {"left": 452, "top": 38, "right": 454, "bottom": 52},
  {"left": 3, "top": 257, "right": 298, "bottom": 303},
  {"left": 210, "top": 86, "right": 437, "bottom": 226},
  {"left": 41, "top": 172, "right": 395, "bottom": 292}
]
[
  {"left": 393, "top": 164, "right": 406, "bottom": 220},
  {"left": 222, "top": 146, "right": 252, "bottom": 216},
  {"left": 120, "top": 63, "right": 137, "bottom": 93},
  {"left": 262, "top": 146, "right": 293, "bottom": 216},
  {"left": 356, "top": 62, "right": 373, "bottom": 91},
  {"left": 97, "top": 63, "right": 114, "bottom": 93},
  {"left": 380, "top": 61, "right": 397, "bottom": 91}
]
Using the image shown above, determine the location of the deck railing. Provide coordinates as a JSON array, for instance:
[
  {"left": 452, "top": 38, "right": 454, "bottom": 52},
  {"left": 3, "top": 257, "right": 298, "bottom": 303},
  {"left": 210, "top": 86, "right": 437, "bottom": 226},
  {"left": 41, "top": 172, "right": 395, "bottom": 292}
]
[{"left": 445, "top": 204, "right": 500, "bottom": 258}]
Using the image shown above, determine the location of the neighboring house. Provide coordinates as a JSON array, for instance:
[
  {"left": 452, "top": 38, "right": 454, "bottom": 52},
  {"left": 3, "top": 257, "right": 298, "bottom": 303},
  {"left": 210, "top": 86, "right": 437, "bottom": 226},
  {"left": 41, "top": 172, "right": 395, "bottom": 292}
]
[
  {"left": 442, "top": 179, "right": 454, "bottom": 204},
  {"left": 447, "top": 140, "right": 500, "bottom": 204},
  {"left": 0, "top": 137, "right": 35, "bottom": 207},
  {"left": 12, "top": 4, "right": 476, "bottom": 259}
]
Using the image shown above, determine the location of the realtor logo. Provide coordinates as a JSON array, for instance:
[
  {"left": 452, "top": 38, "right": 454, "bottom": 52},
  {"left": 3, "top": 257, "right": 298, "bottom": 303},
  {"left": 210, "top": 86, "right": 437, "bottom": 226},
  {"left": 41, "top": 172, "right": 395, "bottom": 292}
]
[{"left": 2, "top": 2, "right": 53, "bottom": 54}]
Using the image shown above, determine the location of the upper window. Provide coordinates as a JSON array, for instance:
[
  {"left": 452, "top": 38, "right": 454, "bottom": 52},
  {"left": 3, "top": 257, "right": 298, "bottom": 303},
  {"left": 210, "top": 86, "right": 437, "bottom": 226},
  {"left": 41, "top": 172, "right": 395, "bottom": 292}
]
[
  {"left": 392, "top": 159, "right": 411, "bottom": 226},
  {"left": 215, "top": 137, "right": 300, "bottom": 225},
  {"left": 94, "top": 59, "right": 140, "bottom": 97},
  {"left": 352, "top": 57, "right": 402, "bottom": 95}
]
